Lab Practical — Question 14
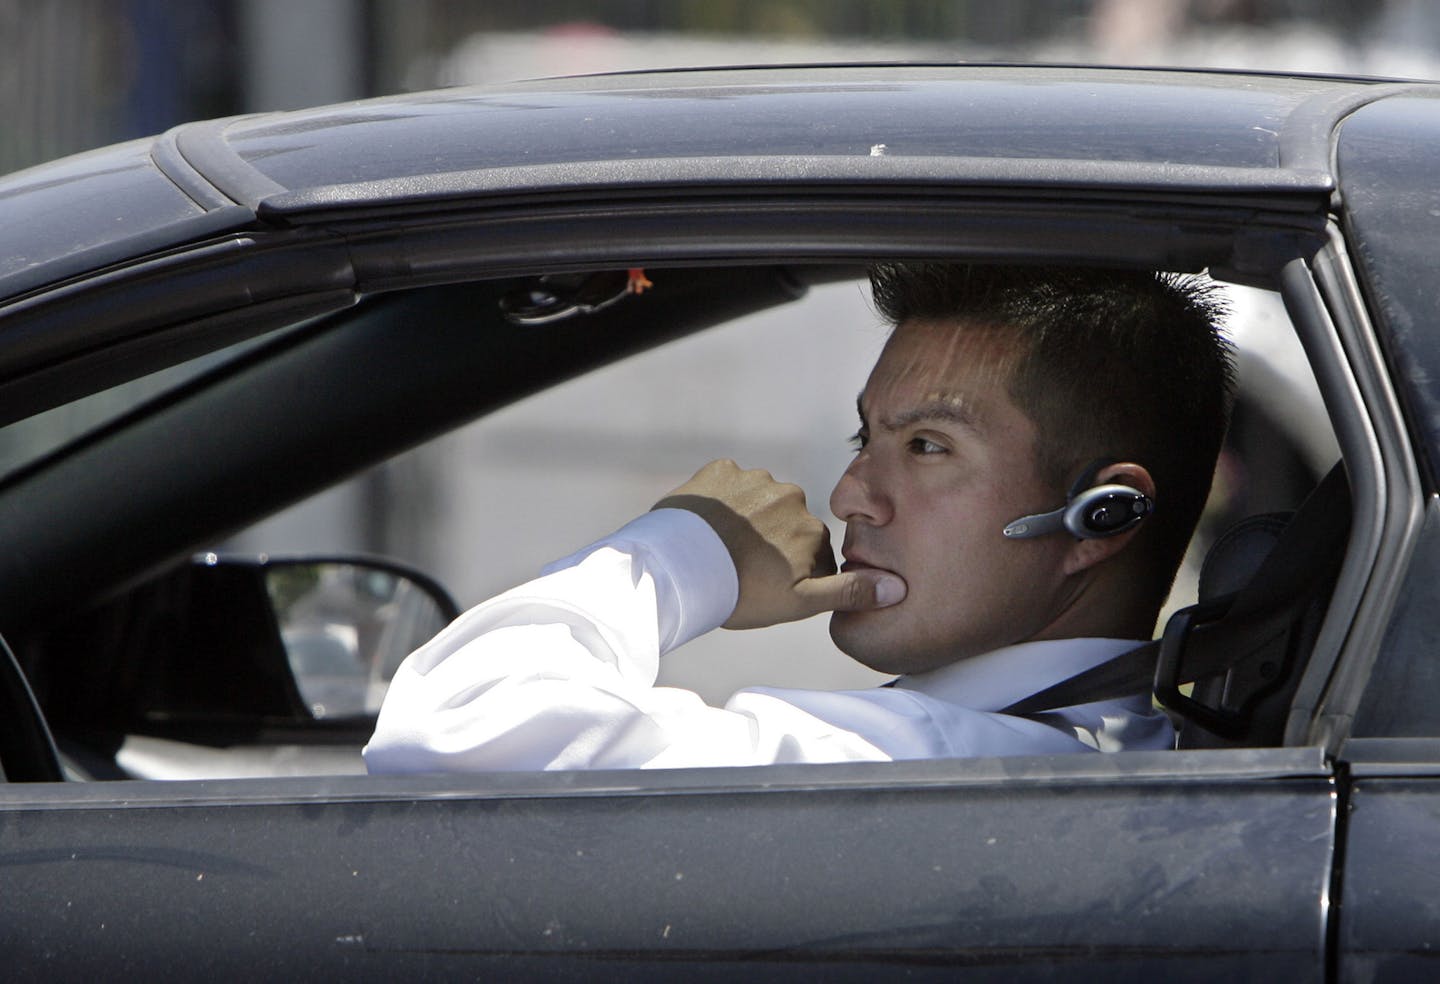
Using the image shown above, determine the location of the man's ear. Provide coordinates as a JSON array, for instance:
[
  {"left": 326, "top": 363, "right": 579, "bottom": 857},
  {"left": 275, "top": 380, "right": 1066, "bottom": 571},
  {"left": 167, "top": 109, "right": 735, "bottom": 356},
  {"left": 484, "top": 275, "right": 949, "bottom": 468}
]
[{"left": 1060, "top": 461, "right": 1156, "bottom": 576}]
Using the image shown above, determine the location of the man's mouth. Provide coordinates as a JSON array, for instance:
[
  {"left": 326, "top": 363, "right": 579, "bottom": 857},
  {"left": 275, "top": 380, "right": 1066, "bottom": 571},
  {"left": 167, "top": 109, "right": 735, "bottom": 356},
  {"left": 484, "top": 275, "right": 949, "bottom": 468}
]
[{"left": 840, "top": 551, "right": 892, "bottom": 575}]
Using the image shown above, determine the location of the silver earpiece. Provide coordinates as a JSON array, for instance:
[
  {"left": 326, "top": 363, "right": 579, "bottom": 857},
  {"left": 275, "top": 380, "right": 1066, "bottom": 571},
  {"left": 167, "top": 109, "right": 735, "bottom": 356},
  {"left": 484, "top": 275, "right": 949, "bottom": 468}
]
[
  {"left": 1002, "top": 483, "right": 1153, "bottom": 539},
  {"left": 1003, "top": 457, "right": 1153, "bottom": 540}
]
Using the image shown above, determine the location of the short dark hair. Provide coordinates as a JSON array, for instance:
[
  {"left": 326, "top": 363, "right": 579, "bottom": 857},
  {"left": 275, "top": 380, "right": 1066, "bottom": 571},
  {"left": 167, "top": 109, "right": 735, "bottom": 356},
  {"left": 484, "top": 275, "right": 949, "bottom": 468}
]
[{"left": 869, "top": 262, "right": 1234, "bottom": 601}]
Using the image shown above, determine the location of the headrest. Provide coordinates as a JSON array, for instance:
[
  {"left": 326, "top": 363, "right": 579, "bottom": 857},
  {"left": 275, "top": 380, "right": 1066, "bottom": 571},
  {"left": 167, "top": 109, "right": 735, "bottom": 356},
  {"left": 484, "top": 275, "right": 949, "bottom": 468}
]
[{"left": 1198, "top": 512, "right": 1292, "bottom": 601}]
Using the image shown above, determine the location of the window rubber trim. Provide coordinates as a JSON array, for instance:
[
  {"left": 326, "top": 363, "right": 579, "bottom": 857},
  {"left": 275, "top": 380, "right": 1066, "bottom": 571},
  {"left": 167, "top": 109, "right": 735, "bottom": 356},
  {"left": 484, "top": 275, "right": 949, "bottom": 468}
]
[{"left": 1280, "top": 226, "right": 1424, "bottom": 753}]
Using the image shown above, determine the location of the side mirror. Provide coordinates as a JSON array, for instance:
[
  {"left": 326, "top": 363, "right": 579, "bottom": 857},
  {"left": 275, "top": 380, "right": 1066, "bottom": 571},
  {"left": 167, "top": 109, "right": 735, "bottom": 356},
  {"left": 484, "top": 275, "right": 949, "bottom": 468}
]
[
  {"left": 207, "top": 554, "right": 460, "bottom": 720},
  {"left": 28, "top": 553, "right": 461, "bottom": 743}
]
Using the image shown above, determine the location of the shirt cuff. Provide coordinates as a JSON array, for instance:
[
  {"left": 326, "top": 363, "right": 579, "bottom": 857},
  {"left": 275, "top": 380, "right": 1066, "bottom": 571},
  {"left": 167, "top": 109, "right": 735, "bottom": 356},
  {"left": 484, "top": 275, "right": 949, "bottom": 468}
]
[{"left": 541, "top": 508, "right": 739, "bottom": 653}]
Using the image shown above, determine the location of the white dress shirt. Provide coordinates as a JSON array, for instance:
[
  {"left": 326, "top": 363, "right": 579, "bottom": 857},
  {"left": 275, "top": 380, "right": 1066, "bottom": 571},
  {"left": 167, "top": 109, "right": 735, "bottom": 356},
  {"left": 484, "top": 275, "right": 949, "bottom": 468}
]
[{"left": 363, "top": 509, "right": 1174, "bottom": 773}]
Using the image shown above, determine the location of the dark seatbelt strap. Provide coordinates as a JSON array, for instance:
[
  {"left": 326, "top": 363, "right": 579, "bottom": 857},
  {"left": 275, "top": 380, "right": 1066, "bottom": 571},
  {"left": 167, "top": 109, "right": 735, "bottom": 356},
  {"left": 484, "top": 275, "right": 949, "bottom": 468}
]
[{"left": 999, "top": 463, "right": 1350, "bottom": 716}]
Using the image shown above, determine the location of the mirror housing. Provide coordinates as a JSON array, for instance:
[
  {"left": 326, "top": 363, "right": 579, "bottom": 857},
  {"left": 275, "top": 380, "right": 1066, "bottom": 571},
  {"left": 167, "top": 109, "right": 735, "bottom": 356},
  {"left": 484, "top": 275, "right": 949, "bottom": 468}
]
[
  {"left": 24, "top": 553, "right": 459, "bottom": 742},
  {"left": 208, "top": 554, "right": 460, "bottom": 720}
]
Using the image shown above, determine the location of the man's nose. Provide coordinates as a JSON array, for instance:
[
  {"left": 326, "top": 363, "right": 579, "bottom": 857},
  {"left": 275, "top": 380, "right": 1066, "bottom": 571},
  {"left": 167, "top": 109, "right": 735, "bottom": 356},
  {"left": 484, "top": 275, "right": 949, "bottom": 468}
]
[{"left": 830, "top": 453, "right": 893, "bottom": 526}]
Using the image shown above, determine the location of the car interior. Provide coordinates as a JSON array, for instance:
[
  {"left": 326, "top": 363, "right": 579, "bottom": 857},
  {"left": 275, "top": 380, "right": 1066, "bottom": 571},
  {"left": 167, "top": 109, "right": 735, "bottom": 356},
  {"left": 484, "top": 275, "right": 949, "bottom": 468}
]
[{"left": 0, "top": 259, "right": 1353, "bottom": 783}]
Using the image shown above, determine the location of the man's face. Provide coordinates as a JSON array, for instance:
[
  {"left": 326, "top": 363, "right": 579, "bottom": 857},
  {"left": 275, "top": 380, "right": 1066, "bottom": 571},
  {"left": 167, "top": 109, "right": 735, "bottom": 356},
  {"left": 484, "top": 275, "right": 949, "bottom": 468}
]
[{"left": 829, "top": 319, "right": 1077, "bottom": 675}]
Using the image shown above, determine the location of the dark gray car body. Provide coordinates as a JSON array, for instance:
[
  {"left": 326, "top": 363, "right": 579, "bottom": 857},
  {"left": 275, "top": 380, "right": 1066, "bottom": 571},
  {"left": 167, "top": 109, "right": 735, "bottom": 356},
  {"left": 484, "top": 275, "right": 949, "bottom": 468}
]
[{"left": 0, "top": 65, "right": 1438, "bottom": 979}]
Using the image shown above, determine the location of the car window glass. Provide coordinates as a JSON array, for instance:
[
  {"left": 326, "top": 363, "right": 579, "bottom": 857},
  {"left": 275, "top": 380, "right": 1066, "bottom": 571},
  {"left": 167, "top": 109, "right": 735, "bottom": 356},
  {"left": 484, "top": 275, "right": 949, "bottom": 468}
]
[
  {"left": 228, "top": 275, "right": 1335, "bottom": 710},
  {"left": 20, "top": 270, "right": 1341, "bottom": 784},
  {"left": 22, "top": 270, "right": 1336, "bottom": 784}
]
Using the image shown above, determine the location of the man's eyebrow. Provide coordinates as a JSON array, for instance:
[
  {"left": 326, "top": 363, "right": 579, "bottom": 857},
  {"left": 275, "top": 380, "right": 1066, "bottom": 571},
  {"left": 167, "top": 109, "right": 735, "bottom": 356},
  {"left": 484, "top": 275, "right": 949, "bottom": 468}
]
[{"left": 856, "top": 394, "right": 981, "bottom": 432}]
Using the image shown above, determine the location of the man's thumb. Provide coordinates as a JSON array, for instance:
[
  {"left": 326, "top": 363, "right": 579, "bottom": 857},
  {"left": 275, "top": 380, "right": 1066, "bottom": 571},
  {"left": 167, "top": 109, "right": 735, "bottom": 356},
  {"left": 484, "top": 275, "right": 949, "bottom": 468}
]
[{"left": 796, "top": 570, "right": 907, "bottom": 614}]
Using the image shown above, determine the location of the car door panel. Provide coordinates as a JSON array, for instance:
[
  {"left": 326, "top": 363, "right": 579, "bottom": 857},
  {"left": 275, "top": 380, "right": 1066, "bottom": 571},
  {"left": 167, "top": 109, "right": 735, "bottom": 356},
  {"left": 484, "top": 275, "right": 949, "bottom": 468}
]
[{"left": 1, "top": 751, "right": 1333, "bottom": 979}]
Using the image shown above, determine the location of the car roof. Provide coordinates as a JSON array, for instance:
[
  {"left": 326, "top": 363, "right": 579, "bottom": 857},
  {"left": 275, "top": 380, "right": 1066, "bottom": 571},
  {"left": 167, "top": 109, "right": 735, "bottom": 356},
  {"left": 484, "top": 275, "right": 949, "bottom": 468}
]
[
  {"left": 213, "top": 65, "right": 1356, "bottom": 214},
  {"left": 0, "top": 64, "right": 1427, "bottom": 305}
]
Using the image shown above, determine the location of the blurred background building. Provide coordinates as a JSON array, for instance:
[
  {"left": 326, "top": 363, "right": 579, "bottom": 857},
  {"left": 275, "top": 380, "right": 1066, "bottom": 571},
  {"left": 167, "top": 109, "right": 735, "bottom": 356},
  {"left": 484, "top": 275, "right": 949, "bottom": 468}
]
[{"left": 0, "top": 0, "right": 1427, "bottom": 699}]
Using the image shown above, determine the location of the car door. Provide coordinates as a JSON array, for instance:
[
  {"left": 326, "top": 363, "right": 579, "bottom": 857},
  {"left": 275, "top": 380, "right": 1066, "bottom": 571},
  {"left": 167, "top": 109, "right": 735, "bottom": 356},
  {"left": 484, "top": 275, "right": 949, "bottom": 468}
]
[
  {"left": 0, "top": 249, "right": 1347, "bottom": 980},
  {"left": 0, "top": 253, "right": 1349, "bottom": 976}
]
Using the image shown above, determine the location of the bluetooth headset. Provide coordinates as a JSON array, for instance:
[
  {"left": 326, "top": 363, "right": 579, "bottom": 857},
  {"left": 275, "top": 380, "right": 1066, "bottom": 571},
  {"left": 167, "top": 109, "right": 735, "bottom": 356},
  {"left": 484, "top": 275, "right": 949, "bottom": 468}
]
[{"left": 1002, "top": 457, "right": 1153, "bottom": 540}]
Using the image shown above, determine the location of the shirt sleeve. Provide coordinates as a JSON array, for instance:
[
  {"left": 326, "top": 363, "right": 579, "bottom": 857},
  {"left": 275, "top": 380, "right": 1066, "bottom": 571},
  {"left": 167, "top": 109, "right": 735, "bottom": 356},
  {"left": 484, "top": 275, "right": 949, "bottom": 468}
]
[{"left": 363, "top": 508, "right": 747, "bottom": 772}]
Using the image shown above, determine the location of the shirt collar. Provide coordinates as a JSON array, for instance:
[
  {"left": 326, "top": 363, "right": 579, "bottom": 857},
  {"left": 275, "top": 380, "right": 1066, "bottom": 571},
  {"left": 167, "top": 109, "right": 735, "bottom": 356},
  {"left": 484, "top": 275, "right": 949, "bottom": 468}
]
[{"left": 891, "top": 637, "right": 1145, "bottom": 712}]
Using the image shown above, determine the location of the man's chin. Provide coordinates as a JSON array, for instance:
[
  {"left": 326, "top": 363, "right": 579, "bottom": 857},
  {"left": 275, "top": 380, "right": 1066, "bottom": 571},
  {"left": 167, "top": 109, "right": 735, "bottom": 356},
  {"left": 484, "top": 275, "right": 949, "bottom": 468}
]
[{"left": 829, "top": 609, "right": 916, "bottom": 675}]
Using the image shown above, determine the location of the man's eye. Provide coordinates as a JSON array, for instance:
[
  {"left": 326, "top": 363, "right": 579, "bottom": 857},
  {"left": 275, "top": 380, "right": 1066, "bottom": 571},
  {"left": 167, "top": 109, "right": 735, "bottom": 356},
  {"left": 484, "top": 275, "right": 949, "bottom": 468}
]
[{"left": 908, "top": 437, "right": 946, "bottom": 455}]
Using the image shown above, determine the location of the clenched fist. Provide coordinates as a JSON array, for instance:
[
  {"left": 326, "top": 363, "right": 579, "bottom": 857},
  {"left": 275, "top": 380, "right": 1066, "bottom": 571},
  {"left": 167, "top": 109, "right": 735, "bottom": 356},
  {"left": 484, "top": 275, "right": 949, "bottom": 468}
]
[{"left": 654, "top": 459, "right": 906, "bottom": 629}]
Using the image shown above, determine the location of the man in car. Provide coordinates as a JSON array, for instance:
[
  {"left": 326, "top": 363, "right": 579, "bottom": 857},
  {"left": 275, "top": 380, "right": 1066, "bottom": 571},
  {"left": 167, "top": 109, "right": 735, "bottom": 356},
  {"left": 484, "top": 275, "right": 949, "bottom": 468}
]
[{"left": 364, "top": 263, "right": 1232, "bottom": 771}]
